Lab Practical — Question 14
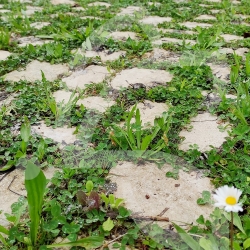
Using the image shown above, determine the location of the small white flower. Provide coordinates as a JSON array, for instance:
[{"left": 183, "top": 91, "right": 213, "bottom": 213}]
[{"left": 213, "top": 185, "right": 243, "bottom": 212}]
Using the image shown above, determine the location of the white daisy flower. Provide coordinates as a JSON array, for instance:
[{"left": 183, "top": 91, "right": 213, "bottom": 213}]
[{"left": 213, "top": 185, "right": 243, "bottom": 212}]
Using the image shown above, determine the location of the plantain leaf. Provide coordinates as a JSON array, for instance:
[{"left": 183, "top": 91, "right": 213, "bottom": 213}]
[
  {"left": 46, "top": 236, "right": 104, "bottom": 249},
  {"left": 25, "top": 161, "right": 47, "bottom": 246}
]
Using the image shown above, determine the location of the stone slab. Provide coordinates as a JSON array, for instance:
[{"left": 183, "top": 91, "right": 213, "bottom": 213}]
[
  {"left": 221, "top": 34, "right": 244, "bottom": 42},
  {"left": 179, "top": 112, "right": 229, "bottom": 152},
  {"left": 153, "top": 37, "right": 196, "bottom": 46},
  {"left": 109, "top": 31, "right": 138, "bottom": 41},
  {"left": 195, "top": 15, "right": 216, "bottom": 20},
  {"left": 16, "top": 36, "right": 51, "bottom": 47},
  {"left": 118, "top": 6, "right": 141, "bottom": 16},
  {"left": 140, "top": 16, "right": 172, "bottom": 26},
  {"left": 109, "top": 161, "right": 214, "bottom": 227},
  {"left": 0, "top": 167, "right": 58, "bottom": 227},
  {"left": 62, "top": 65, "right": 111, "bottom": 89},
  {"left": 180, "top": 21, "right": 212, "bottom": 29},
  {"left": 4, "top": 60, "right": 69, "bottom": 82},
  {"left": 208, "top": 63, "right": 230, "bottom": 82},
  {"left": 30, "top": 22, "right": 50, "bottom": 29},
  {"left": 87, "top": 2, "right": 111, "bottom": 7},
  {"left": 110, "top": 68, "right": 173, "bottom": 90},
  {"left": 51, "top": 0, "right": 76, "bottom": 5},
  {"left": 0, "top": 50, "right": 11, "bottom": 61}
]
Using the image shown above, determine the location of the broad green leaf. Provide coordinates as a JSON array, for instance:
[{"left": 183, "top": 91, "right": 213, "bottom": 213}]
[
  {"left": 141, "top": 135, "right": 152, "bottom": 151},
  {"left": 0, "top": 225, "right": 9, "bottom": 235},
  {"left": 25, "top": 161, "right": 47, "bottom": 246},
  {"left": 86, "top": 180, "right": 94, "bottom": 193},
  {"left": 173, "top": 223, "right": 201, "bottom": 250},
  {"left": 20, "top": 118, "right": 31, "bottom": 142},
  {"left": 102, "top": 217, "right": 114, "bottom": 231},
  {"left": 199, "top": 237, "right": 219, "bottom": 250},
  {"left": 62, "top": 224, "right": 80, "bottom": 234},
  {"left": 46, "top": 236, "right": 104, "bottom": 249},
  {"left": 243, "top": 238, "right": 250, "bottom": 249},
  {"left": 224, "top": 212, "right": 245, "bottom": 234}
]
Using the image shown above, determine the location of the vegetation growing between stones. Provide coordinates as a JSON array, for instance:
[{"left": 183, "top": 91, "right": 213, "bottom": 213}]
[{"left": 0, "top": 0, "right": 250, "bottom": 249}]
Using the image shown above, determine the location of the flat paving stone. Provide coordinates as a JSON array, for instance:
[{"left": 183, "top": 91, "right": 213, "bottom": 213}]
[
  {"left": 0, "top": 9, "right": 11, "bottom": 13},
  {"left": 111, "top": 68, "right": 173, "bottom": 90},
  {"left": 0, "top": 92, "right": 16, "bottom": 107},
  {"left": 22, "top": 6, "right": 43, "bottom": 16},
  {"left": 208, "top": 63, "right": 230, "bottom": 82},
  {"left": 0, "top": 50, "right": 11, "bottom": 61},
  {"left": 30, "top": 22, "right": 50, "bottom": 29},
  {"left": 108, "top": 31, "right": 138, "bottom": 41},
  {"left": 51, "top": 0, "right": 76, "bottom": 5},
  {"left": 74, "top": 49, "right": 126, "bottom": 62},
  {"left": 235, "top": 14, "right": 250, "bottom": 19},
  {"left": 206, "top": 0, "right": 221, "bottom": 2},
  {"left": 53, "top": 90, "right": 115, "bottom": 113},
  {"left": 153, "top": 37, "right": 196, "bottom": 46},
  {"left": 180, "top": 21, "right": 212, "bottom": 29},
  {"left": 16, "top": 36, "right": 51, "bottom": 47},
  {"left": 77, "top": 96, "right": 115, "bottom": 113},
  {"left": 195, "top": 15, "right": 216, "bottom": 20},
  {"left": 148, "top": 2, "right": 161, "bottom": 6},
  {"left": 199, "top": 4, "right": 210, "bottom": 7},
  {"left": 210, "top": 9, "right": 221, "bottom": 14},
  {"left": 213, "top": 47, "right": 249, "bottom": 59},
  {"left": 87, "top": 2, "right": 111, "bottom": 7},
  {"left": 118, "top": 6, "right": 141, "bottom": 16},
  {"left": 158, "top": 28, "right": 197, "bottom": 35},
  {"left": 73, "top": 6, "right": 85, "bottom": 11},
  {"left": 142, "top": 48, "right": 180, "bottom": 63},
  {"left": 62, "top": 65, "right": 111, "bottom": 89},
  {"left": 0, "top": 167, "right": 58, "bottom": 228},
  {"left": 32, "top": 121, "right": 77, "bottom": 145},
  {"left": 0, "top": 4, "right": 4, "bottom": 8},
  {"left": 80, "top": 16, "right": 102, "bottom": 20},
  {"left": 128, "top": 101, "right": 168, "bottom": 127},
  {"left": 109, "top": 161, "right": 214, "bottom": 227},
  {"left": 221, "top": 34, "right": 244, "bottom": 42},
  {"left": 179, "top": 112, "right": 229, "bottom": 152},
  {"left": 4, "top": 60, "right": 69, "bottom": 82},
  {"left": 140, "top": 16, "right": 172, "bottom": 26}
]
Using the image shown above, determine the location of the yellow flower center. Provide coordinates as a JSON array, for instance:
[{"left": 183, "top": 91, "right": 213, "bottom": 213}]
[{"left": 226, "top": 196, "right": 237, "bottom": 205}]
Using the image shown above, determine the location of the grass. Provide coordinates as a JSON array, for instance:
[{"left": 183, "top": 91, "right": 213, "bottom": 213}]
[{"left": 0, "top": 0, "right": 250, "bottom": 249}]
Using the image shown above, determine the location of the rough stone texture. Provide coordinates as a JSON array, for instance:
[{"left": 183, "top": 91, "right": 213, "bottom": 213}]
[
  {"left": 0, "top": 9, "right": 11, "bottom": 13},
  {"left": 206, "top": 0, "right": 221, "bottom": 2},
  {"left": 110, "top": 68, "right": 173, "bottom": 90},
  {"left": 127, "top": 101, "right": 168, "bottom": 127},
  {"left": 109, "top": 161, "right": 214, "bottom": 227},
  {"left": 0, "top": 4, "right": 3, "bottom": 8},
  {"left": 140, "top": 16, "right": 172, "bottom": 26},
  {"left": 213, "top": 47, "right": 249, "bottom": 60},
  {"left": 180, "top": 21, "right": 212, "bottom": 29},
  {"left": 221, "top": 34, "right": 244, "bottom": 42},
  {"left": 118, "top": 6, "right": 141, "bottom": 16},
  {"left": 23, "top": 6, "right": 43, "bottom": 16},
  {"left": 4, "top": 60, "right": 69, "bottom": 82},
  {"left": 62, "top": 65, "right": 111, "bottom": 89},
  {"left": 109, "top": 31, "right": 138, "bottom": 41},
  {"left": 78, "top": 96, "right": 115, "bottom": 113},
  {"left": 153, "top": 37, "right": 196, "bottom": 46},
  {"left": 74, "top": 49, "right": 126, "bottom": 62},
  {"left": 232, "top": 0, "right": 241, "bottom": 4},
  {"left": 208, "top": 63, "right": 230, "bottom": 82},
  {"left": 32, "top": 121, "right": 77, "bottom": 144},
  {"left": 235, "top": 14, "right": 250, "bottom": 19},
  {"left": 179, "top": 112, "right": 229, "bottom": 152},
  {"left": 16, "top": 36, "right": 51, "bottom": 47},
  {"left": 142, "top": 48, "right": 180, "bottom": 63},
  {"left": 73, "top": 6, "right": 85, "bottom": 11},
  {"left": 195, "top": 15, "right": 216, "bottom": 20},
  {"left": 210, "top": 9, "right": 221, "bottom": 14},
  {"left": 80, "top": 16, "right": 102, "bottom": 20},
  {"left": 87, "top": 2, "right": 111, "bottom": 7},
  {"left": 0, "top": 92, "right": 16, "bottom": 107},
  {"left": 30, "top": 22, "right": 50, "bottom": 29},
  {"left": 199, "top": 4, "right": 210, "bottom": 7},
  {"left": 0, "top": 50, "right": 11, "bottom": 61},
  {"left": 51, "top": 0, "right": 75, "bottom": 5},
  {"left": 0, "top": 167, "right": 58, "bottom": 227},
  {"left": 158, "top": 28, "right": 197, "bottom": 35},
  {"left": 148, "top": 2, "right": 161, "bottom": 6},
  {"left": 53, "top": 90, "right": 115, "bottom": 112}
]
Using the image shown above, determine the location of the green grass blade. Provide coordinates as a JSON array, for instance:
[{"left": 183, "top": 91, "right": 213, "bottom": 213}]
[{"left": 25, "top": 161, "right": 47, "bottom": 246}]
